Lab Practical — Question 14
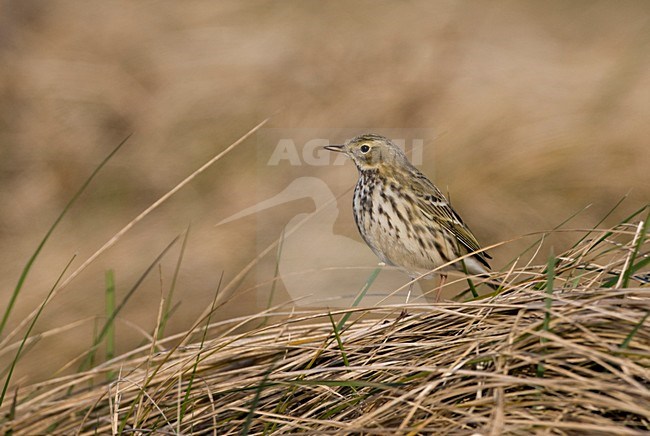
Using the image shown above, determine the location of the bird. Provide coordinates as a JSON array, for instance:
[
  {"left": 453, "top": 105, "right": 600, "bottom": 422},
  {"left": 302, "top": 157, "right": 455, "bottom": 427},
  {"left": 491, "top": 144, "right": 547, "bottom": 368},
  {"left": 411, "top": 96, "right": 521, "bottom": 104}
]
[{"left": 325, "top": 133, "right": 494, "bottom": 302}]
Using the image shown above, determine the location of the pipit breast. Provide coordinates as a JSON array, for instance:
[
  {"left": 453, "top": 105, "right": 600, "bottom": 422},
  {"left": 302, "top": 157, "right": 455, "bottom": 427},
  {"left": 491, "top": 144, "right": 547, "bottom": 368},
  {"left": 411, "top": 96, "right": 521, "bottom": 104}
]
[{"left": 325, "top": 134, "right": 493, "bottom": 301}]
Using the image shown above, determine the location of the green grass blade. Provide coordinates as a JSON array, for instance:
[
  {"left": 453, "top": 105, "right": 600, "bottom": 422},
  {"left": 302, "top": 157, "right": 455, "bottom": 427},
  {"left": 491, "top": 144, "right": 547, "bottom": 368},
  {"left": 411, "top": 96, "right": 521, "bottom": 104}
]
[
  {"left": 267, "top": 227, "right": 285, "bottom": 311},
  {"left": 590, "top": 204, "right": 649, "bottom": 250},
  {"left": 257, "top": 227, "right": 285, "bottom": 329},
  {"left": 180, "top": 272, "right": 223, "bottom": 423},
  {"left": 1, "top": 254, "right": 76, "bottom": 408},
  {"left": 267, "top": 276, "right": 377, "bottom": 432},
  {"left": 80, "top": 235, "right": 180, "bottom": 373},
  {"left": 242, "top": 361, "right": 277, "bottom": 436},
  {"left": 542, "top": 254, "right": 555, "bottom": 335},
  {"left": 460, "top": 260, "right": 479, "bottom": 299},
  {"left": 105, "top": 270, "right": 116, "bottom": 362},
  {"left": 328, "top": 312, "right": 350, "bottom": 367},
  {"left": 630, "top": 256, "right": 650, "bottom": 280},
  {"left": 336, "top": 266, "right": 381, "bottom": 332},
  {"left": 157, "top": 225, "right": 191, "bottom": 340},
  {"left": 620, "top": 311, "right": 649, "bottom": 350},
  {"left": 0, "top": 134, "right": 131, "bottom": 336},
  {"left": 572, "top": 194, "right": 627, "bottom": 248},
  {"left": 104, "top": 270, "right": 116, "bottom": 381},
  {"left": 7, "top": 387, "right": 18, "bottom": 435},
  {"left": 504, "top": 204, "right": 590, "bottom": 273},
  {"left": 602, "top": 253, "right": 650, "bottom": 288}
]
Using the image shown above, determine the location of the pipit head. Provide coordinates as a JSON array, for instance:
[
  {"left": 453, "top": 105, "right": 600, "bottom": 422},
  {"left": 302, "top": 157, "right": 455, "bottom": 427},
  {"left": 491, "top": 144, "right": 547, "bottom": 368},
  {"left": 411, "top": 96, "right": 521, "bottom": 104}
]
[{"left": 325, "top": 134, "right": 412, "bottom": 171}]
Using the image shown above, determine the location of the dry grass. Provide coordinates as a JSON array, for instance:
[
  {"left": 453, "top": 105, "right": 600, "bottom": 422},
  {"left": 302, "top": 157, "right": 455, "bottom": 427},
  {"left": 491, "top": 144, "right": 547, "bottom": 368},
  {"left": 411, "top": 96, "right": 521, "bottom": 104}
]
[
  {"left": 2, "top": 2, "right": 649, "bottom": 382},
  {"left": 2, "top": 221, "right": 648, "bottom": 435},
  {"left": 1, "top": 4, "right": 649, "bottom": 432}
]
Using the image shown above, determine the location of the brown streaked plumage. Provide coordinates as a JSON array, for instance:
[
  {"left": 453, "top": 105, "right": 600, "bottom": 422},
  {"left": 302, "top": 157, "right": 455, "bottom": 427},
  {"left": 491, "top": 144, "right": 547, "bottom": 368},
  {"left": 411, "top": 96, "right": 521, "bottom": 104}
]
[{"left": 325, "top": 133, "right": 493, "bottom": 302}]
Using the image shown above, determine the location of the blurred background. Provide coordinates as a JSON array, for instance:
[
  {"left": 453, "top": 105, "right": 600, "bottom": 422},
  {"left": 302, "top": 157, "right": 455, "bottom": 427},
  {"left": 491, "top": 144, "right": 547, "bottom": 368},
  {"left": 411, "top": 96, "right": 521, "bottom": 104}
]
[{"left": 1, "top": 1, "right": 649, "bottom": 382}]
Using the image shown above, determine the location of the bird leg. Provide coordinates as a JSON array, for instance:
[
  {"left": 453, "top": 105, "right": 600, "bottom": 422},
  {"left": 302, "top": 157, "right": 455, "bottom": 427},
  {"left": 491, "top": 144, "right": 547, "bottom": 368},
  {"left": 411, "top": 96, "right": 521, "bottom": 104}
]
[
  {"left": 400, "top": 278, "right": 415, "bottom": 320},
  {"left": 435, "top": 273, "right": 447, "bottom": 302},
  {"left": 405, "top": 280, "right": 413, "bottom": 304}
]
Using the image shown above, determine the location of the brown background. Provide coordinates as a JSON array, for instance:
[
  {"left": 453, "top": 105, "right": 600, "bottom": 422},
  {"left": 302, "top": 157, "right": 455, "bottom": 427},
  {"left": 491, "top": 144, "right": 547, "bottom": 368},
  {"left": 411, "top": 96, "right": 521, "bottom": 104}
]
[{"left": 1, "top": 1, "right": 649, "bottom": 382}]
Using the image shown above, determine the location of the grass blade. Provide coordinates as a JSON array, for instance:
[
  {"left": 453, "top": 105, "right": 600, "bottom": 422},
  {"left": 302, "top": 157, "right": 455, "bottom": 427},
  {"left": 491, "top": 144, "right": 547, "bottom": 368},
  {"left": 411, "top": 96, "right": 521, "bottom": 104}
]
[
  {"left": 257, "top": 227, "right": 285, "bottom": 329},
  {"left": 1, "top": 254, "right": 76, "bottom": 408},
  {"left": 589, "top": 204, "right": 649, "bottom": 252},
  {"left": 572, "top": 194, "right": 628, "bottom": 248},
  {"left": 79, "top": 235, "right": 180, "bottom": 373},
  {"left": 179, "top": 273, "right": 223, "bottom": 423},
  {"left": 105, "top": 270, "right": 116, "bottom": 362},
  {"left": 460, "top": 260, "right": 479, "bottom": 298},
  {"left": 620, "top": 311, "right": 649, "bottom": 350},
  {"left": 620, "top": 208, "right": 649, "bottom": 288},
  {"left": 336, "top": 266, "right": 381, "bottom": 332},
  {"left": 3, "top": 121, "right": 268, "bottom": 349},
  {"left": 537, "top": 252, "right": 555, "bottom": 378},
  {"left": 157, "top": 225, "right": 191, "bottom": 340},
  {"left": 242, "top": 361, "right": 277, "bottom": 436},
  {"left": 104, "top": 270, "right": 116, "bottom": 381},
  {"left": 328, "top": 312, "right": 350, "bottom": 367},
  {"left": 0, "top": 135, "right": 131, "bottom": 337}
]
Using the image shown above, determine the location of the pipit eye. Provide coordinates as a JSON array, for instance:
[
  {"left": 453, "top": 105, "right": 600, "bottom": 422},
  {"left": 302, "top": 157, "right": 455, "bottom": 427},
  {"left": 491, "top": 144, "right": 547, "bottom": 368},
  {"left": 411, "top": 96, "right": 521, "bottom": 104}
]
[{"left": 360, "top": 145, "right": 370, "bottom": 153}]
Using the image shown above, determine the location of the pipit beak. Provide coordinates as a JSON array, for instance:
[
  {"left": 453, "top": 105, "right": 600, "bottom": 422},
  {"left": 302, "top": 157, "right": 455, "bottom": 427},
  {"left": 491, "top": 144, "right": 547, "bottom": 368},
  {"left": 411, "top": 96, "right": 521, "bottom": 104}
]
[{"left": 324, "top": 144, "right": 345, "bottom": 152}]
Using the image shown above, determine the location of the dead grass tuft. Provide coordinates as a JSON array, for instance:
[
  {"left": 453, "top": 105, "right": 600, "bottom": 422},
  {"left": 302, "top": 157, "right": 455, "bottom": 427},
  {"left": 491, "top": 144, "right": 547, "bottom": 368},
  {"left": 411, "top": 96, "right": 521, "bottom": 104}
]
[{"left": 1, "top": 222, "right": 649, "bottom": 435}]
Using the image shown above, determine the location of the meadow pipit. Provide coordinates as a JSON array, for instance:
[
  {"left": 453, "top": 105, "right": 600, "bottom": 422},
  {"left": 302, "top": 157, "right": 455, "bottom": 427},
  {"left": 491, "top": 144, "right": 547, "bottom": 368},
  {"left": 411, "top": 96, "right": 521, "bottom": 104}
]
[{"left": 325, "top": 134, "right": 493, "bottom": 302}]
